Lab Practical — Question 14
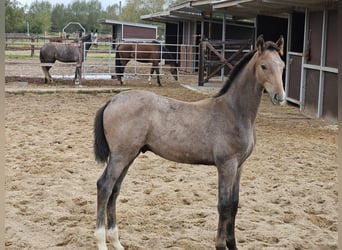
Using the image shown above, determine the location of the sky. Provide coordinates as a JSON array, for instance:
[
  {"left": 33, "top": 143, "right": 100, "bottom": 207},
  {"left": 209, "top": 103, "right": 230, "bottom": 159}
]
[{"left": 17, "top": 0, "right": 127, "bottom": 10}]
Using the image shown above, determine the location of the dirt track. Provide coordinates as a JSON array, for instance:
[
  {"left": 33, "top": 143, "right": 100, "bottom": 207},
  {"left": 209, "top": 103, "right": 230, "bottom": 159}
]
[{"left": 5, "top": 58, "right": 338, "bottom": 250}]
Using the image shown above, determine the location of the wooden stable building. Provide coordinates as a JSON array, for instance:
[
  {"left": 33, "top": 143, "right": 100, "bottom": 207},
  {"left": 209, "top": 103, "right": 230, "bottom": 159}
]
[
  {"left": 100, "top": 19, "right": 158, "bottom": 42},
  {"left": 142, "top": 0, "right": 338, "bottom": 121}
]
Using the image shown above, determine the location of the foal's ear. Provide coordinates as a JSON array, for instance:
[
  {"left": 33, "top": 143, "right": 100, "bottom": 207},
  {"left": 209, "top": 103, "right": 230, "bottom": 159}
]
[
  {"left": 276, "top": 35, "right": 284, "bottom": 56},
  {"left": 256, "top": 35, "right": 264, "bottom": 54}
]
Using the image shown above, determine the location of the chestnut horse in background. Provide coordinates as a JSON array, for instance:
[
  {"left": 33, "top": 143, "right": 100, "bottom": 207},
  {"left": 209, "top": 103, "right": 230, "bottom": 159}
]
[{"left": 115, "top": 41, "right": 178, "bottom": 86}]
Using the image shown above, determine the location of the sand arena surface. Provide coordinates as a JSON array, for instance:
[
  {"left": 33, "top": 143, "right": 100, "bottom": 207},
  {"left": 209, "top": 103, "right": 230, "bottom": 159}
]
[{"left": 5, "top": 58, "right": 338, "bottom": 250}]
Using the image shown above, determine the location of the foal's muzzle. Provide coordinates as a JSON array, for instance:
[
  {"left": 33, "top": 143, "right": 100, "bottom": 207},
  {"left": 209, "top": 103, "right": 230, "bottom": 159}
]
[{"left": 271, "top": 92, "right": 286, "bottom": 105}]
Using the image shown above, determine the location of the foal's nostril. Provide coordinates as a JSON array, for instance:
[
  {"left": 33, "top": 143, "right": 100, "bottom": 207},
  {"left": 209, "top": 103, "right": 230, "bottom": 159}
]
[
  {"left": 275, "top": 94, "right": 279, "bottom": 102},
  {"left": 272, "top": 93, "right": 281, "bottom": 104}
]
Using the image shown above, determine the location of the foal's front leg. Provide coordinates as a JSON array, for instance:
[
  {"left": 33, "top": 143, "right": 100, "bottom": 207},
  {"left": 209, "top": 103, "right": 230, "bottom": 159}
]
[{"left": 216, "top": 160, "right": 242, "bottom": 250}]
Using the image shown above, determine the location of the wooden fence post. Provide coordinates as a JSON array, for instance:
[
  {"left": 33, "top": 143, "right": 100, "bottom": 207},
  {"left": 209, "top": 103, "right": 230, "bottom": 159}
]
[
  {"left": 30, "top": 36, "right": 35, "bottom": 57},
  {"left": 75, "top": 43, "right": 83, "bottom": 84},
  {"left": 198, "top": 41, "right": 206, "bottom": 86}
]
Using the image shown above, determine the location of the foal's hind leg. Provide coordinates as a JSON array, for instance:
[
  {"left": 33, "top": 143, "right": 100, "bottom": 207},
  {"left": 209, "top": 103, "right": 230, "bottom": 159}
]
[
  {"left": 95, "top": 156, "right": 133, "bottom": 250},
  {"left": 106, "top": 166, "right": 130, "bottom": 250},
  {"left": 216, "top": 160, "right": 241, "bottom": 250}
]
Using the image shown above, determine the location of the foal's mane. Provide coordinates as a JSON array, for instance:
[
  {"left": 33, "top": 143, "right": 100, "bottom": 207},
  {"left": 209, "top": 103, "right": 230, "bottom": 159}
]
[{"left": 214, "top": 41, "right": 280, "bottom": 98}]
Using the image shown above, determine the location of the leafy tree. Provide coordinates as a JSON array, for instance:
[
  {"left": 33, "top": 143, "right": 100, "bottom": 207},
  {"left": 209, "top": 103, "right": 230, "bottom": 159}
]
[
  {"left": 5, "top": 0, "right": 26, "bottom": 33},
  {"left": 168, "top": 0, "right": 185, "bottom": 6},
  {"left": 27, "top": 0, "right": 52, "bottom": 33},
  {"left": 143, "top": 0, "right": 171, "bottom": 13},
  {"left": 117, "top": 0, "right": 178, "bottom": 39},
  {"left": 66, "top": 0, "right": 102, "bottom": 32},
  {"left": 50, "top": 4, "right": 69, "bottom": 33},
  {"left": 87, "top": 0, "right": 103, "bottom": 31},
  {"left": 119, "top": 0, "right": 175, "bottom": 22},
  {"left": 104, "top": 3, "right": 121, "bottom": 18},
  {"left": 101, "top": 3, "right": 121, "bottom": 33},
  {"left": 5, "top": 0, "right": 181, "bottom": 35},
  {"left": 119, "top": 0, "right": 144, "bottom": 22}
]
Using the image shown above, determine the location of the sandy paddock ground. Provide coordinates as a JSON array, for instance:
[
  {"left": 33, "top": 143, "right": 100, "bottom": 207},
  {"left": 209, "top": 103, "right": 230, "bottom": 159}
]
[{"left": 5, "top": 58, "right": 338, "bottom": 250}]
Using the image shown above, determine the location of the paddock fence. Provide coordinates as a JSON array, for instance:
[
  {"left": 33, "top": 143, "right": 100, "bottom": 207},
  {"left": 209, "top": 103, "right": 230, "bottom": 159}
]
[
  {"left": 5, "top": 33, "right": 85, "bottom": 56},
  {"left": 81, "top": 41, "right": 200, "bottom": 84},
  {"left": 6, "top": 36, "right": 248, "bottom": 85}
]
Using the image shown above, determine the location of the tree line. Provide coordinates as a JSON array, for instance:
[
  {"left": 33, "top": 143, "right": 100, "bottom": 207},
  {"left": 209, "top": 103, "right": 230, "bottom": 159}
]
[{"left": 5, "top": 0, "right": 183, "bottom": 35}]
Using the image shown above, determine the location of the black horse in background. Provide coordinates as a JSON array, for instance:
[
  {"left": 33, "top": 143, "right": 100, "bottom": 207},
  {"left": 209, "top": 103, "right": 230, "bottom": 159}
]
[{"left": 39, "top": 30, "right": 97, "bottom": 83}]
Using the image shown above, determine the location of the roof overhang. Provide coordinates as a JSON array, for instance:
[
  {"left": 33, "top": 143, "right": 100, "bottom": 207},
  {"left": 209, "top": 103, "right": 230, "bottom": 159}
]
[
  {"left": 141, "top": 0, "right": 338, "bottom": 23},
  {"left": 212, "top": 0, "right": 337, "bottom": 18},
  {"left": 141, "top": 10, "right": 207, "bottom": 23},
  {"left": 99, "top": 19, "right": 158, "bottom": 29}
]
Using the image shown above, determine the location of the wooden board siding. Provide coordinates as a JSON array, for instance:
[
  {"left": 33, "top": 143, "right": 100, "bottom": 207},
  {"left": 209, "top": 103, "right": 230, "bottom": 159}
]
[
  {"left": 303, "top": 10, "right": 338, "bottom": 120},
  {"left": 305, "top": 69, "right": 320, "bottom": 115},
  {"left": 286, "top": 12, "right": 305, "bottom": 104},
  {"left": 323, "top": 72, "right": 338, "bottom": 120},
  {"left": 122, "top": 25, "right": 156, "bottom": 40},
  {"left": 180, "top": 22, "right": 196, "bottom": 70},
  {"left": 288, "top": 55, "right": 302, "bottom": 102},
  {"left": 326, "top": 10, "right": 337, "bottom": 68},
  {"left": 322, "top": 9, "right": 338, "bottom": 120},
  {"left": 307, "top": 11, "right": 323, "bottom": 65}
]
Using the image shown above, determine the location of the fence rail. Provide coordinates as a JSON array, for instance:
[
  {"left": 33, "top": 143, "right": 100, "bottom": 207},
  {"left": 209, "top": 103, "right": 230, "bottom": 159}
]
[
  {"left": 81, "top": 42, "right": 200, "bottom": 82},
  {"left": 5, "top": 33, "right": 81, "bottom": 55}
]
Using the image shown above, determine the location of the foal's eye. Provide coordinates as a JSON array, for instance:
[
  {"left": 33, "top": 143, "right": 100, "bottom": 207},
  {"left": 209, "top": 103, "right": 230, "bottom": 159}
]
[{"left": 261, "top": 64, "right": 267, "bottom": 70}]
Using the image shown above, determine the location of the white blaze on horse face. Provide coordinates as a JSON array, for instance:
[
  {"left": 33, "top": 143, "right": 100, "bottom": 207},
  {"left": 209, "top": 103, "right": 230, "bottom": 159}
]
[
  {"left": 91, "top": 32, "right": 98, "bottom": 44},
  {"left": 108, "top": 225, "right": 125, "bottom": 250}
]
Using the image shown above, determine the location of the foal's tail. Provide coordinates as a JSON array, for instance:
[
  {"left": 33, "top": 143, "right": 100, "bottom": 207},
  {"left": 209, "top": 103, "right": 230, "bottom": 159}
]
[{"left": 94, "top": 101, "right": 111, "bottom": 163}]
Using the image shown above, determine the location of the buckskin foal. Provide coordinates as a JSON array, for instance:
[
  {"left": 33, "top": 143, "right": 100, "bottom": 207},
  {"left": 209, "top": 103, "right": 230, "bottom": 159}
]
[{"left": 93, "top": 35, "right": 285, "bottom": 250}]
